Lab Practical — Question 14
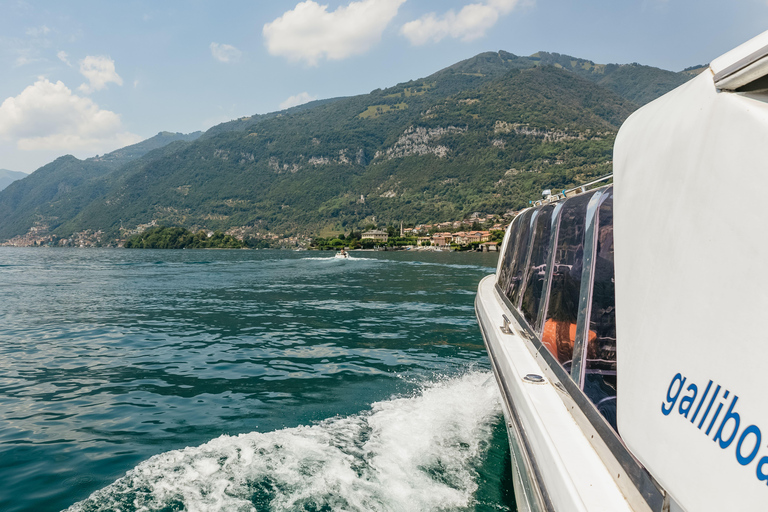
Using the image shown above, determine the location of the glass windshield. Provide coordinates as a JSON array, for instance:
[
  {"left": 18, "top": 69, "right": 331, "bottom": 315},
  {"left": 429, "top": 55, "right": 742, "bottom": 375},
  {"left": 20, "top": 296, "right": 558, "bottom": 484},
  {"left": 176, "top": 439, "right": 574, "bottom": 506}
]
[
  {"left": 499, "top": 209, "right": 534, "bottom": 303},
  {"left": 520, "top": 204, "right": 555, "bottom": 328},
  {"left": 584, "top": 187, "right": 617, "bottom": 430},
  {"left": 541, "top": 190, "right": 599, "bottom": 370},
  {"left": 497, "top": 213, "right": 524, "bottom": 292},
  {"left": 507, "top": 209, "right": 536, "bottom": 308}
]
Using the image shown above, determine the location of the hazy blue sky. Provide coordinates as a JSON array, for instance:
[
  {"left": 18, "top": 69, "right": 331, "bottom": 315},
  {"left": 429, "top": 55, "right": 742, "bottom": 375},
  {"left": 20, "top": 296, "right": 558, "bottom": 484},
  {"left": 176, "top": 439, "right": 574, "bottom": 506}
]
[{"left": 2, "top": 0, "right": 767, "bottom": 172}]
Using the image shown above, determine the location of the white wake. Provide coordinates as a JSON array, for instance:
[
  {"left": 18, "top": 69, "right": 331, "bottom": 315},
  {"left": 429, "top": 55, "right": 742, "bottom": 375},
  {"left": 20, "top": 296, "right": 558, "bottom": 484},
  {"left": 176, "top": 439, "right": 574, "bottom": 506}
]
[{"left": 66, "top": 372, "right": 501, "bottom": 512}]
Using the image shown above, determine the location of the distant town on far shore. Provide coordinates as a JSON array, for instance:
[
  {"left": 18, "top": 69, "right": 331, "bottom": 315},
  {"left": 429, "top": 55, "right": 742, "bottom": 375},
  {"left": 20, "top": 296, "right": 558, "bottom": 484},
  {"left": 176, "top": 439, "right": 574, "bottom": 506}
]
[{"left": 1, "top": 211, "right": 511, "bottom": 251}]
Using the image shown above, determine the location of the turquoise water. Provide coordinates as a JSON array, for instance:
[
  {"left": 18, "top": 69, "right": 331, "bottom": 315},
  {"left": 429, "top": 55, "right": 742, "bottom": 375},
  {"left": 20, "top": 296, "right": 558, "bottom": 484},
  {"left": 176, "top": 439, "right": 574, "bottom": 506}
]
[{"left": 0, "top": 248, "right": 513, "bottom": 512}]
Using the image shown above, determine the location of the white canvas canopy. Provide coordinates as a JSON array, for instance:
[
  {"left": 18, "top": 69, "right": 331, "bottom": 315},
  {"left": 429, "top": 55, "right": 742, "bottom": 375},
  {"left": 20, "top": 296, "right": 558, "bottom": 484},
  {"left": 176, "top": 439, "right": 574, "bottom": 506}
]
[{"left": 614, "top": 28, "right": 768, "bottom": 511}]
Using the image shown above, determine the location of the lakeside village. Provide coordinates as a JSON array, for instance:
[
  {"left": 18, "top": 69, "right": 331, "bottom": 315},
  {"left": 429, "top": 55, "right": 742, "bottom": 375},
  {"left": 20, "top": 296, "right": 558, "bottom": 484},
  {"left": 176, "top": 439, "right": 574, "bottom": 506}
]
[
  {"left": 0, "top": 212, "right": 509, "bottom": 251},
  {"left": 311, "top": 215, "right": 505, "bottom": 252}
]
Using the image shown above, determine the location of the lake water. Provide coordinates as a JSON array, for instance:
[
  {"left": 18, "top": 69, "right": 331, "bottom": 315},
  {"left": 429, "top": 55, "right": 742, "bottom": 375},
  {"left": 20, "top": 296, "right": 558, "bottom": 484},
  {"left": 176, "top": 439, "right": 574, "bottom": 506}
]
[{"left": 0, "top": 248, "right": 514, "bottom": 512}]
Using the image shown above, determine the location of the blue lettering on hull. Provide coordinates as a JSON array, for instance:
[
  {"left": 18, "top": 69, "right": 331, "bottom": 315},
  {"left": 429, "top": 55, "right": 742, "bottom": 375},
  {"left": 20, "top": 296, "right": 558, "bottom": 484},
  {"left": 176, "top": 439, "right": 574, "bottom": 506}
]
[{"left": 661, "top": 373, "right": 768, "bottom": 487}]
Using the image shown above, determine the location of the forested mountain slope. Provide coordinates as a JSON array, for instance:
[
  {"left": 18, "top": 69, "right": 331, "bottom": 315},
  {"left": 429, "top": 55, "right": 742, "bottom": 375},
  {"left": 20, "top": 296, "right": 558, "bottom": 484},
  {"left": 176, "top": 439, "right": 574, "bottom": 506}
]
[
  {"left": 0, "top": 132, "right": 201, "bottom": 240},
  {"left": 0, "top": 170, "right": 27, "bottom": 192},
  {"left": 0, "top": 51, "right": 695, "bottom": 243}
]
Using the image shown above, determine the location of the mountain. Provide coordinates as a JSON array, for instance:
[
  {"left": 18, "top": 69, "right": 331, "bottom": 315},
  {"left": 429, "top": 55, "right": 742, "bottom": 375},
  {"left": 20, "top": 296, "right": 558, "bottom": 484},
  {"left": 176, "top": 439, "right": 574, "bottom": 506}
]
[
  {"left": 529, "top": 52, "right": 691, "bottom": 105},
  {"left": 0, "top": 170, "right": 28, "bottom": 192},
  {"left": 201, "top": 98, "right": 344, "bottom": 140},
  {"left": 420, "top": 50, "right": 691, "bottom": 105},
  {"left": 0, "top": 51, "right": 696, "bottom": 244},
  {"left": 0, "top": 131, "right": 202, "bottom": 241},
  {"left": 97, "top": 131, "right": 202, "bottom": 166}
]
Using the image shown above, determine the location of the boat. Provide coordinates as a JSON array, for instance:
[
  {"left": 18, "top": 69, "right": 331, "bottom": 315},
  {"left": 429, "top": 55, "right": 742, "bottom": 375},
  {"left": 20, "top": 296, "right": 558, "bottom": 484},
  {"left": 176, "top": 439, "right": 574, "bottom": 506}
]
[
  {"left": 475, "top": 31, "right": 768, "bottom": 512},
  {"left": 335, "top": 249, "right": 349, "bottom": 259}
]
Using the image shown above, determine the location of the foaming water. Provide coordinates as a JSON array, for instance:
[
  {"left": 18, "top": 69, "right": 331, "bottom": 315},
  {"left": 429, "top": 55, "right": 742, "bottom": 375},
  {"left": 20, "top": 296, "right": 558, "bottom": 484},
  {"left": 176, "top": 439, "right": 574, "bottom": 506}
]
[
  {"left": 300, "top": 255, "right": 364, "bottom": 262},
  {"left": 68, "top": 372, "right": 500, "bottom": 512}
]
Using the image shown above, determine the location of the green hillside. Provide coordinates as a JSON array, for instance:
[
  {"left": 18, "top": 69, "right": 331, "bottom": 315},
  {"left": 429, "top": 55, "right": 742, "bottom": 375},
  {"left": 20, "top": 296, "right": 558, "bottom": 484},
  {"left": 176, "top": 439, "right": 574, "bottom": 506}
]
[
  {"left": 0, "top": 51, "right": 695, "bottom": 244},
  {"left": 0, "top": 132, "right": 201, "bottom": 240},
  {"left": 98, "top": 131, "right": 202, "bottom": 165},
  {"left": 0, "top": 169, "right": 28, "bottom": 192},
  {"left": 530, "top": 52, "right": 691, "bottom": 105}
]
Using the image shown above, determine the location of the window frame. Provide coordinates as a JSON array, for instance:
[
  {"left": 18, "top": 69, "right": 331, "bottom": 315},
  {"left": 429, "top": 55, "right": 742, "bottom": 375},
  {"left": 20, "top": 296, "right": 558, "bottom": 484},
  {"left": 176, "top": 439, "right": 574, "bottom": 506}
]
[
  {"left": 535, "top": 201, "right": 565, "bottom": 334},
  {"left": 571, "top": 189, "right": 607, "bottom": 388},
  {"left": 509, "top": 208, "right": 542, "bottom": 309},
  {"left": 519, "top": 204, "right": 556, "bottom": 325},
  {"left": 497, "top": 210, "right": 528, "bottom": 295}
]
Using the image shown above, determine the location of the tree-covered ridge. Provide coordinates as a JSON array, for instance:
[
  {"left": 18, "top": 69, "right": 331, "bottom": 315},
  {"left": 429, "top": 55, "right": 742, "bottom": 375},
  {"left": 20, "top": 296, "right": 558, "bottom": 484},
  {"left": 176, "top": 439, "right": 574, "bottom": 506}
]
[
  {"left": 124, "top": 226, "right": 245, "bottom": 249},
  {"left": 0, "top": 169, "right": 28, "bottom": 192},
  {"left": 529, "top": 51, "right": 691, "bottom": 105},
  {"left": 0, "top": 49, "right": 697, "bottom": 245},
  {"left": 0, "top": 133, "right": 204, "bottom": 241},
  {"left": 98, "top": 131, "right": 202, "bottom": 165}
]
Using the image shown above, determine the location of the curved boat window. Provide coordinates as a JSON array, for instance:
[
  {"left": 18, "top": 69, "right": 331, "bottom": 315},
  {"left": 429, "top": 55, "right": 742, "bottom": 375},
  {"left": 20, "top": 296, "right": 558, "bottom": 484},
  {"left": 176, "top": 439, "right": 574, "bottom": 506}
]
[
  {"left": 504, "top": 209, "right": 535, "bottom": 305},
  {"left": 541, "top": 190, "right": 599, "bottom": 370},
  {"left": 584, "top": 188, "right": 617, "bottom": 430},
  {"left": 497, "top": 212, "right": 525, "bottom": 293},
  {"left": 520, "top": 204, "right": 555, "bottom": 327}
]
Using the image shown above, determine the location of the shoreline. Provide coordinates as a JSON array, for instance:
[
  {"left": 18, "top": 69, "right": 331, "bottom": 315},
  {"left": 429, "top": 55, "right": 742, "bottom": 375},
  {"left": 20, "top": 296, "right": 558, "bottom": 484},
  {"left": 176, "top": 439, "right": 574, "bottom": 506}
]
[{"left": 0, "top": 245, "right": 499, "bottom": 253}]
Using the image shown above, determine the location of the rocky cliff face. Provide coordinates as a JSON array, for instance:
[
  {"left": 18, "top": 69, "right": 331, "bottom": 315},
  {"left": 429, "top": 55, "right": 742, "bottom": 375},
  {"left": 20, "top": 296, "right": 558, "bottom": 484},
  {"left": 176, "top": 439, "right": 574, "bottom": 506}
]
[{"left": 384, "top": 126, "right": 468, "bottom": 159}]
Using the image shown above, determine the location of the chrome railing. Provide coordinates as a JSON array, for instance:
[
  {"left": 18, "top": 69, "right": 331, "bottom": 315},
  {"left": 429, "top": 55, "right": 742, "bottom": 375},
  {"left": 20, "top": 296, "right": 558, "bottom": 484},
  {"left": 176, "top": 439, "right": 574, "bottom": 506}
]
[{"left": 529, "top": 173, "right": 613, "bottom": 207}]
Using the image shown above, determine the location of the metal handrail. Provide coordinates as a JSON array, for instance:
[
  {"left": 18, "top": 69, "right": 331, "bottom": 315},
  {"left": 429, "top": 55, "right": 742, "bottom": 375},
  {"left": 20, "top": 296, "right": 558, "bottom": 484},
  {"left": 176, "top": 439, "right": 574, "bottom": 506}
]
[
  {"left": 529, "top": 173, "right": 613, "bottom": 207},
  {"left": 562, "top": 173, "right": 613, "bottom": 197}
]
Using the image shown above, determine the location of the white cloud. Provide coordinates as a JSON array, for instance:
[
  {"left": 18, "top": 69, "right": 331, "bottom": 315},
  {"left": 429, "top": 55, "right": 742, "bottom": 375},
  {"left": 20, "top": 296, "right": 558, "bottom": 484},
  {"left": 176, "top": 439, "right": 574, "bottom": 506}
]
[
  {"left": 25, "top": 25, "right": 50, "bottom": 37},
  {"left": 57, "top": 50, "right": 71, "bottom": 66},
  {"left": 9, "top": 23, "right": 58, "bottom": 67},
  {"left": 280, "top": 92, "right": 318, "bottom": 109},
  {"left": 488, "top": 0, "right": 521, "bottom": 14},
  {"left": 14, "top": 53, "right": 41, "bottom": 67},
  {"left": 401, "top": 0, "right": 520, "bottom": 45},
  {"left": 210, "top": 42, "right": 242, "bottom": 63},
  {"left": 0, "top": 78, "right": 141, "bottom": 153},
  {"left": 78, "top": 55, "right": 123, "bottom": 93},
  {"left": 263, "top": 0, "right": 406, "bottom": 66}
]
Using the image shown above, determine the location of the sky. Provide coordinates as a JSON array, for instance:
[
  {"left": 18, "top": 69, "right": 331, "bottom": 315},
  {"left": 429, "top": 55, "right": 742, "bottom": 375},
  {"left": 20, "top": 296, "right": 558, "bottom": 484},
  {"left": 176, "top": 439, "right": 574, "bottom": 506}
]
[{"left": 1, "top": 0, "right": 767, "bottom": 173}]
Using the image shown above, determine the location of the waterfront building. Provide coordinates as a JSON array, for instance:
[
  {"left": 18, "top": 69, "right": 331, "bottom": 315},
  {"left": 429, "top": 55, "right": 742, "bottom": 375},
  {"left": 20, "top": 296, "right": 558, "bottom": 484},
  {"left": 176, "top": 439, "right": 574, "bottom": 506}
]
[
  {"left": 361, "top": 230, "right": 388, "bottom": 242},
  {"left": 431, "top": 233, "right": 453, "bottom": 246}
]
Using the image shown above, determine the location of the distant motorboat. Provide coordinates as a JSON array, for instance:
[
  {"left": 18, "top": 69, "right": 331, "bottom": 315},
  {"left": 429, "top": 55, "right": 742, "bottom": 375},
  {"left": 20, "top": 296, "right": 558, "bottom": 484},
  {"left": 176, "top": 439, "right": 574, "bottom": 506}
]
[{"left": 334, "top": 250, "right": 349, "bottom": 259}]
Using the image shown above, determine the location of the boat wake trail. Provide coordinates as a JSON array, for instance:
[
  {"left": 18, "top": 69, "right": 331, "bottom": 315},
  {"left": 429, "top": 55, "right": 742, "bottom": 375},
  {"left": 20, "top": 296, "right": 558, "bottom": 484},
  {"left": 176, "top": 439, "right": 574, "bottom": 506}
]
[
  {"left": 66, "top": 372, "right": 501, "bottom": 512},
  {"left": 301, "top": 255, "right": 362, "bottom": 262}
]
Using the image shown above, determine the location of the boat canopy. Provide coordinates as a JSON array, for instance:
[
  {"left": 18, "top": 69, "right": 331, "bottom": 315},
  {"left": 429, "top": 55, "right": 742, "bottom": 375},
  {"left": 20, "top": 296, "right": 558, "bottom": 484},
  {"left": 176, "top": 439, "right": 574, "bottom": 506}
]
[
  {"left": 613, "top": 28, "right": 768, "bottom": 512},
  {"left": 712, "top": 30, "right": 768, "bottom": 90}
]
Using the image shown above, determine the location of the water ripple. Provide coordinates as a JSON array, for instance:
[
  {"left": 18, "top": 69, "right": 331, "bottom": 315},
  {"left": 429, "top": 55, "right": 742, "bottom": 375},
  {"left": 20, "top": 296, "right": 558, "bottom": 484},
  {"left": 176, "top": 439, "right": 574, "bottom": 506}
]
[{"left": 0, "top": 248, "right": 503, "bottom": 512}]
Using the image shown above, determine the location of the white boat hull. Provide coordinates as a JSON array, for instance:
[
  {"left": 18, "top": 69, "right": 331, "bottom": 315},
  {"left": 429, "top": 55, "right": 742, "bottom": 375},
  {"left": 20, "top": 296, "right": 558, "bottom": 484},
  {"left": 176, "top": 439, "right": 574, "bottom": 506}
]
[{"left": 476, "top": 275, "right": 650, "bottom": 512}]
